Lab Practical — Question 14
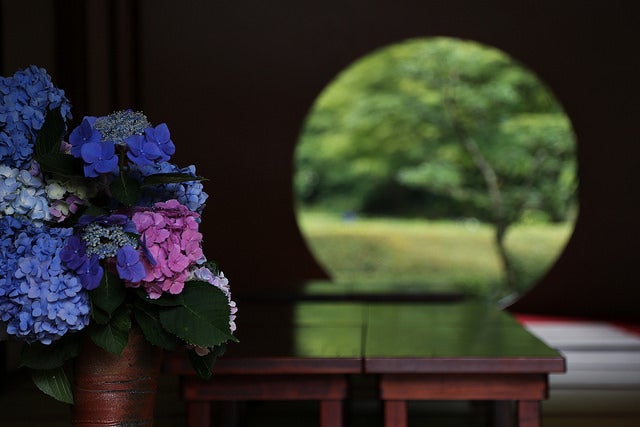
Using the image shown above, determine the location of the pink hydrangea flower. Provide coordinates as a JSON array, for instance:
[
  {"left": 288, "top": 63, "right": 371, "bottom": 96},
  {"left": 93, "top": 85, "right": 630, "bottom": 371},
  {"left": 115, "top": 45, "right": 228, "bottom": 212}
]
[
  {"left": 130, "top": 199, "right": 204, "bottom": 298},
  {"left": 50, "top": 195, "right": 84, "bottom": 222}
]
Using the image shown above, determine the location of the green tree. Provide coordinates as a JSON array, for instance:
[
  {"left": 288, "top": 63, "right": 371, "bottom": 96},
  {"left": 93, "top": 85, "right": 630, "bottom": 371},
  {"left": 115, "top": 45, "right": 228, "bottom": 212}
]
[{"left": 295, "top": 37, "right": 577, "bottom": 294}]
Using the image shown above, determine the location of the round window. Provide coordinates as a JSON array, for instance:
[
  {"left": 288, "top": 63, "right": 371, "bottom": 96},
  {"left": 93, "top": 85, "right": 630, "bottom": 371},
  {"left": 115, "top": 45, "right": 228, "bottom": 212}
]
[{"left": 294, "top": 37, "right": 578, "bottom": 304}]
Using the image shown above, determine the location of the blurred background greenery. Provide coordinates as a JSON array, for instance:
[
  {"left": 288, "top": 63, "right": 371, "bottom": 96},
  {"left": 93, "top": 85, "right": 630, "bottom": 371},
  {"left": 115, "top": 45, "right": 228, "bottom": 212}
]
[{"left": 294, "top": 37, "right": 577, "bottom": 303}]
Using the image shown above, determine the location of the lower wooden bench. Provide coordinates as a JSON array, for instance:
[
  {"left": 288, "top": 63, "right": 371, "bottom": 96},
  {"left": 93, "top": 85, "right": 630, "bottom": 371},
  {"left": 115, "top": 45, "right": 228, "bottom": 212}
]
[
  {"left": 364, "top": 303, "right": 566, "bottom": 427},
  {"left": 182, "top": 374, "right": 348, "bottom": 427},
  {"left": 163, "top": 310, "right": 365, "bottom": 427}
]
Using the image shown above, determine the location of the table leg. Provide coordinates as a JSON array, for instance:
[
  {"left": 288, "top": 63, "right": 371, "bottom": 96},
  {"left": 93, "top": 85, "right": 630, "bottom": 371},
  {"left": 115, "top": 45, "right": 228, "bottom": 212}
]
[
  {"left": 492, "top": 401, "right": 514, "bottom": 427},
  {"left": 320, "top": 400, "right": 343, "bottom": 427},
  {"left": 187, "top": 401, "right": 211, "bottom": 427},
  {"left": 517, "top": 400, "right": 540, "bottom": 427},
  {"left": 384, "top": 400, "right": 408, "bottom": 427}
]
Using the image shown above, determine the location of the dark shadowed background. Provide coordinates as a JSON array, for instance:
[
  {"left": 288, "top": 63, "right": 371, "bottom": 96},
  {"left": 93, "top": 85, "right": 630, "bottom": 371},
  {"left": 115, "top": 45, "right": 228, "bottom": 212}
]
[{"left": 1, "top": 0, "right": 639, "bottom": 320}]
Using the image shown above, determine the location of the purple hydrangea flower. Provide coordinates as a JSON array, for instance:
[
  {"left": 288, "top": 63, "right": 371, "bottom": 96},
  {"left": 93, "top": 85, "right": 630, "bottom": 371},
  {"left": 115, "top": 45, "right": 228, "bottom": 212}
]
[
  {"left": 75, "top": 254, "right": 103, "bottom": 290},
  {"left": 116, "top": 245, "right": 146, "bottom": 283},
  {"left": 59, "top": 235, "right": 88, "bottom": 270},
  {"left": 60, "top": 232, "right": 107, "bottom": 290}
]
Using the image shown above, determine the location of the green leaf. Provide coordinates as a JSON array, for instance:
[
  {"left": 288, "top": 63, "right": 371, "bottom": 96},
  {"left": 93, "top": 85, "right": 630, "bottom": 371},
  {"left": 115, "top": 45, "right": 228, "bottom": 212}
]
[
  {"left": 109, "top": 173, "right": 141, "bottom": 207},
  {"left": 34, "top": 108, "right": 85, "bottom": 179},
  {"left": 141, "top": 172, "right": 208, "bottom": 187},
  {"left": 159, "top": 282, "right": 236, "bottom": 348},
  {"left": 90, "top": 270, "right": 127, "bottom": 316},
  {"left": 35, "top": 107, "right": 65, "bottom": 157},
  {"left": 89, "top": 306, "right": 131, "bottom": 355},
  {"left": 91, "top": 304, "right": 110, "bottom": 325},
  {"left": 133, "top": 304, "right": 181, "bottom": 350},
  {"left": 187, "top": 347, "right": 223, "bottom": 380},
  {"left": 20, "top": 336, "right": 81, "bottom": 370},
  {"left": 31, "top": 367, "right": 74, "bottom": 404},
  {"left": 134, "top": 288, "right": 184, "bottom": 306},
  {"left": 36, "top": 152, "right": 85, "bottom": 178}
]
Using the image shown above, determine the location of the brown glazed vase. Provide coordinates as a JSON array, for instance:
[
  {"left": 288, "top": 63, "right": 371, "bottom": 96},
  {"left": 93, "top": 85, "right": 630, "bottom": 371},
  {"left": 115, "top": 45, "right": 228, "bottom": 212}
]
[{"left": 71, "top": 326, "right": 164, "bottom": 426}]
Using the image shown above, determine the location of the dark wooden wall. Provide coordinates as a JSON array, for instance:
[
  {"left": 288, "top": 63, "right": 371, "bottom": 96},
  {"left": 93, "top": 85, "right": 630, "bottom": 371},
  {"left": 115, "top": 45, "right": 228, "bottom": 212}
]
[{"left": 2, "top": 0, "right": 639, "bottom": 320}]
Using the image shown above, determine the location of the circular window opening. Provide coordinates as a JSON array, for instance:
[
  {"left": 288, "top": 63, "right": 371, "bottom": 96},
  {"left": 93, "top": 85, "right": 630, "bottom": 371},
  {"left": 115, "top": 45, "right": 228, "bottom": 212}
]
[{"left": 294, "top": 37, "right": 578, "bottom": 304}]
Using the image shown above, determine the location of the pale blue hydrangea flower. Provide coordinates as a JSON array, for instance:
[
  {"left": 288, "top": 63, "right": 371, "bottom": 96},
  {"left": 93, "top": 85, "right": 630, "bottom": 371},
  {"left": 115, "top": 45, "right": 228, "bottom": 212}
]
[
  {"left": 0, "top": 217, "right": 90, "bottom": 345},
  {"left": 0, "top": 165, "right": 51, "bottom": 224},
  {"left": 93, "top": 110, "right": 150, "bottom": 145}
]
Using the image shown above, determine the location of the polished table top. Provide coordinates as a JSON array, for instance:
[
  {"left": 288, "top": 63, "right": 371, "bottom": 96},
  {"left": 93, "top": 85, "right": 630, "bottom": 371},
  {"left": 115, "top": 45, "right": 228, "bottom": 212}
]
[
  {"left": 364, "top": 302, "right": 565, "bottom": 373},
  {"left": 165, "top": 300, "right": 565, "bottom": 376}
]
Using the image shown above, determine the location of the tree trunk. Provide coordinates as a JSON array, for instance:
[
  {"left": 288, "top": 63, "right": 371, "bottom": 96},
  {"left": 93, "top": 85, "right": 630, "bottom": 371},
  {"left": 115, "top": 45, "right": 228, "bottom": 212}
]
[
  {"left": 444, "top": 99, "right": 518, "bottom": 294},
  {"left": 494, "top": 220, "right": 517, "bottom": 294},
  {"left": 459, "top": 135, "right": 517, "bottom": 293}
]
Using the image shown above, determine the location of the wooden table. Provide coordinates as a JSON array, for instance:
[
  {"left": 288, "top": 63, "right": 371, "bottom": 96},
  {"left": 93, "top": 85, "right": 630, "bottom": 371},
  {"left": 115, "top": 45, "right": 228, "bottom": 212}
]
[
  {"left": 164, "top": 301, "right": 565, "bottom": 427},
  {"left": 163, "top": 302, "right": 365, "bottom": 427},
  {"left": 364, "top": 302, "right": 566, "bottom": 427}
]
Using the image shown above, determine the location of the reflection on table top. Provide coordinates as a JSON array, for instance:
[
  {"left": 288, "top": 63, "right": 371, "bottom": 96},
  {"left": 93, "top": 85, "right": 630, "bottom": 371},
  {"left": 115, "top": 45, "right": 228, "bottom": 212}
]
[{"left": 165, "top": 300, "right": 565, "bottom": 376}]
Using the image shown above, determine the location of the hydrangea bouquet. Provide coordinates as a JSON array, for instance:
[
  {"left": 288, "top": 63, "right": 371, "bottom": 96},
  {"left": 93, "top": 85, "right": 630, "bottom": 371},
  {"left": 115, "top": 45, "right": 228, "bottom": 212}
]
[{"left": 0, "top": 66, "right": 237, "bottom": 403}]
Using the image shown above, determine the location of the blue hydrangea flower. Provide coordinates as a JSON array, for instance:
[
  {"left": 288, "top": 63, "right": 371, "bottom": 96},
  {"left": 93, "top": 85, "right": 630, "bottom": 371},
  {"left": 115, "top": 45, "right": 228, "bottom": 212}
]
[
  {"left": 61, "top": 214, "right": 143, "bottom": 289},
  {"left": 134, "top": 162, "right": 209, "bottom": 215},
  {"left": 68, "top": 116, "right": 122, "bottom": 178},
  {"left": 144, "top": 123, "right": 175, "bottom": 160},
  {"left": 68, "top": 112, "right": 177, "bottom": 177},
  {"left": 0, "top": 217, "right": 90, "bottom": 345},
  {"left": 80, "top": 141, "right": 119, "bottom": 177},
  {"left": 0, "top": 66, "right": 72, "bottom": 169},
  {"left": 68, "top": 117, "right": 100, "bottom": 158},
  {"left": 125, "top": 134, "right": 163, "bottom": 166}
]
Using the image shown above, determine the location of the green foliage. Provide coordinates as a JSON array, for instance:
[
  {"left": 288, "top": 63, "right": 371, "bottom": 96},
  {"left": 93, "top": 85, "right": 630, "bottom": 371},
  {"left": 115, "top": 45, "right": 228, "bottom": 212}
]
[
  {"left": 159, "top": 281, "right": 237, "bottom": 348},
  {"left": 295, "top": 37, "right": 577, "bottom": 292},
  {"left": 20, "top": 333, "right": 80, "bottom": 404},
  {"left": 89, "top": 305, "right": 132, "bottom": 355},
  {"left": 294, "top": 37, "right": 577, "bottom": 222},
  {"left": 34, "top": 107, "right": 66, "bottom": 158},
  {"left": 133, "top": 303, "right": 182, "bottom": 350},
  {"left": 31, "top": 367, "right": 74, "bottom": 404},
  {"left": 34, "top": 107, "right": 85, "bottom": 179},
  {"left": 110, "top": 173, "right": 142, "bottom": 207},
  {"left": 91, "top": 271, "right": 127, "bottom": 317},
  {"left": 299, "top": 210, "right": 572, "bottom": 300},
  {"left": 20, "top": 335, "right": 80, "bottom": 370},
  {"left": 187, "top": 344, "right": 227, "bottom": 380}
]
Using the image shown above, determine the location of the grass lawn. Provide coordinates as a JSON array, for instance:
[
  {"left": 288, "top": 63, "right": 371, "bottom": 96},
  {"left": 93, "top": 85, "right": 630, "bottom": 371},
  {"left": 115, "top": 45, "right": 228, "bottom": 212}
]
[{"left": 297, "top": 210, "right": 574, "bottom": 301}]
